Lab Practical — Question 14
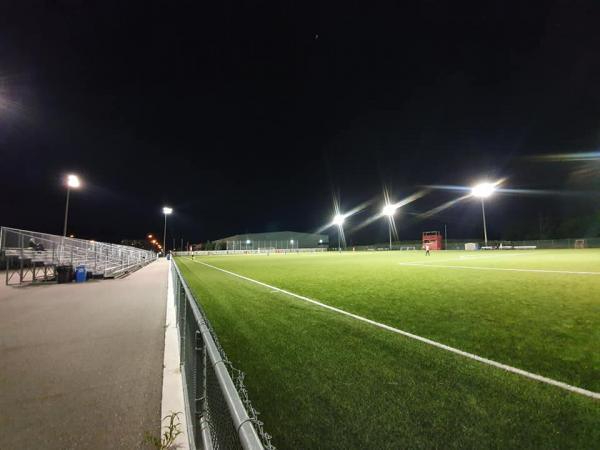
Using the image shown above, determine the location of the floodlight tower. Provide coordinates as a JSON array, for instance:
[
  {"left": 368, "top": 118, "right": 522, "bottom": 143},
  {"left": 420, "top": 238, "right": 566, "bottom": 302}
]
[
  {"left": 382, "top": 203, "right": 398, "bottom": 250},
  {"left": 63, "top": 174, "right": 81, "bottom": 236},
  {"left": 162, "top": 207, "right": 173, "bottom": 254},
  {"left": 471, "top": 182, "right": 496, "bottom": 246},
  {"left": 333, "top": 213, "right": 345, "bottom": 251}
]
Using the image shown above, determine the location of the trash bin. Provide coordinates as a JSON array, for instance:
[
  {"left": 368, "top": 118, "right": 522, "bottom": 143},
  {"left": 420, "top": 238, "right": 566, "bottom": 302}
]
[
  {"left": 167, "top": 254, "right": 171, "bottom": 261},
  {"left": 57, "top": 265, "right": 74, "bottom": 284},
  {"left": 75, "top": 265, "right": 87, "bottom": 283}
]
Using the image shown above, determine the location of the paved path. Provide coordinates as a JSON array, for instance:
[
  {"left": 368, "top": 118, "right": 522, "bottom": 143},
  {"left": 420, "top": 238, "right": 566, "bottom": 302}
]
[{"left": 0, "top": 259, "right": 168, "bottom": 449}]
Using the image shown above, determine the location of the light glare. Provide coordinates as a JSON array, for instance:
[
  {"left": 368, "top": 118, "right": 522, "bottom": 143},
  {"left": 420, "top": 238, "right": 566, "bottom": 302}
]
[
  {"left": 67, "top": 174, "right": 80, "bottom": 188},
  {"left": 382, "top": 204, "right": 397, "bottom": 216},
  {"left": 333, "top": 213, "right": 345, "bottom": 226},
  {"left": 162, "top": 206, "right": 173, "bottom": 215},
  {"left": 471, "top": 182, "right": 496, "bottom": 198}
]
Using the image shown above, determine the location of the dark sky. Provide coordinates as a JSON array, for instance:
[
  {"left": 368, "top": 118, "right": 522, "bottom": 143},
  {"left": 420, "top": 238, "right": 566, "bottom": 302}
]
[{"left": 1, "top": 1, "right": 600, "bottom": 246}]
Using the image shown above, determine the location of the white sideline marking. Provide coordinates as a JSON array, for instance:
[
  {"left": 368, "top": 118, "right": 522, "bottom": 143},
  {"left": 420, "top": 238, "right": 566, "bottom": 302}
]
[
  {"left": 188, "top": 258, "right": 600, "bottom": 400},
  {"left": 400, "top": 252, "right": 536, "bottom": 265},
  {"left": 399, "top": 262, "right": 600, "bottom": 275}
]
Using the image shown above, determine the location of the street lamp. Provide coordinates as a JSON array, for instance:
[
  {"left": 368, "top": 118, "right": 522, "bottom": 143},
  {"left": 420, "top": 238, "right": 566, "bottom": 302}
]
[
  {"left": 63, "top": 174, "right": 81, "bottom": 236},
  {"left": 382, "top": 203, "right": 398, "bottom": 250},
  {"left": 471, "top": 182, "right": 496, "bottom": 246},
  {"left": 333, "top": 213, "right": 346, "bottom": 251},
  {"left": 162, "top": 207, "right": 173, "bottom": 254}
]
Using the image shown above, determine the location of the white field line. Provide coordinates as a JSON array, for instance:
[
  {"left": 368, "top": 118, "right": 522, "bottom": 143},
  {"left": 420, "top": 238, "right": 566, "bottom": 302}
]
[
  {"left": 399, "top": 252, "right": 537, "bottom": 265},
  {"left": 399, "top": 262, "right": 600, "bottom": 275},
  {"left": 188, "top": 258, "right": 600, "bottom": 400}
]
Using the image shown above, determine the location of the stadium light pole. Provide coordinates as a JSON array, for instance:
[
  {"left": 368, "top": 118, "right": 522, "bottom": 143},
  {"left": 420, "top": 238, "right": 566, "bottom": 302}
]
[
  {"left": 63, "top": 174, "right": 81, "bottom": 236},
  {"left": 382, "top": 204, "right": 397, "bottom": 250},
  {"left": 333, "top": 214, "right": 345, "bottom": 251},
  {"left": 162, "top": 207, "right": 173, "bottom": 254},
  {"left": 471, "top": 182, "right": 496, "bottom": 246}
]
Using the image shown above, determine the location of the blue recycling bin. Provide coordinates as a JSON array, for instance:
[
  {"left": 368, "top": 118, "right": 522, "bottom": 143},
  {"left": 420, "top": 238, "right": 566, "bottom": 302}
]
[{"left": 75, "top": 265, "right": 87, "bottom": 283}]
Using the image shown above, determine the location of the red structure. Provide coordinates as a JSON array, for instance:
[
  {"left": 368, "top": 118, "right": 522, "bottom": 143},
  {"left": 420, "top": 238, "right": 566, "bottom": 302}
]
[{"left": 422, "top": 231, "right": 443, "bottom": 250}]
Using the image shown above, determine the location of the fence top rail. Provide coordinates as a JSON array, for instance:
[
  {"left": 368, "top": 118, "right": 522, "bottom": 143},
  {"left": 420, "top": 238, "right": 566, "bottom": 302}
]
[{"left": 171, "top": 259, "right": 269, "bottom": 450}]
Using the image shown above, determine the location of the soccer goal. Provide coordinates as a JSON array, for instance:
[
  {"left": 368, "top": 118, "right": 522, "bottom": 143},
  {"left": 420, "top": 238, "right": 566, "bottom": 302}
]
[
  {"left": 574, "top": 239, "right": 586, "bottom": 249},
  {"left": 464, "top": 242, "right": 479, "bottom": 251}
]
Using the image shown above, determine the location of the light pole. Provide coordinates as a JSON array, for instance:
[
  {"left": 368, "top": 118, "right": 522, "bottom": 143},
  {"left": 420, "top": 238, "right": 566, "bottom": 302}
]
[
  {"left": 471, "top": 182, "right": 496, "bottom": 246},
  {"left": 333, "top": 214, "right": 345, "bottom": 251},
  {"left": 162, "top": 207, "right": 173, "bottom": 255},
  {"left": 63, "top": 174, "right": 81, "bottom": 236},
  {"left": 382, "top": 203, "right": 397, "bottom": 250}
]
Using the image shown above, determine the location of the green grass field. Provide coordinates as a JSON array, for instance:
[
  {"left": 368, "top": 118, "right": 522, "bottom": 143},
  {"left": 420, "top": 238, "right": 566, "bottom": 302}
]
[{"left": 176, "top": 250, "right": 600, "bottom": 449}]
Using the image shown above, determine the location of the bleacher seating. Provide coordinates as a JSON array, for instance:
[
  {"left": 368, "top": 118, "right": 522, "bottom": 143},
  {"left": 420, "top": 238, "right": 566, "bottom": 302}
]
[{"left": 1, "top": 227, "right": 156, "bottom": 285}]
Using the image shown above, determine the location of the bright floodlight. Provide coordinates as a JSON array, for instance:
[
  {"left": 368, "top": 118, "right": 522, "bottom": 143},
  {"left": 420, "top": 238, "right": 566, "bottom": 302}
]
[
  {"left": 471, "top": 182, "right": 496, "bottom": 198},
  {"left": 162, "top": 206, "right": 173, "bottom": 215},
  {"left": 333, "top": 213, "right": 345, "bottom": 226},
  {"left": 290, "top": 239, "right": 294, "bottom": 243},
  {"left": 67, "top": 174, "right": 80, "bottom": 188},
  {"left": 382, "top": 204, "right": 397, "bottom": 216},
  {"left": 246, "top": 239, "right": 251, "bottom": 244}
]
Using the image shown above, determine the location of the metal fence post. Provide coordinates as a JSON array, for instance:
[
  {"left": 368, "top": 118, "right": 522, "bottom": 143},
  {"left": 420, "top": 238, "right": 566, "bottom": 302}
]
[
  {"left": 194, "top": 330, "right": 206, "bottom": 448},
  {"left": 200, "top": 337, "right": 213, "bottom": 450},
  {"left": 19, "top": 233, "right": 24, "bottom": 283},
  {"left": 180, "top": 281, "right": 187, "bottom": 363}
]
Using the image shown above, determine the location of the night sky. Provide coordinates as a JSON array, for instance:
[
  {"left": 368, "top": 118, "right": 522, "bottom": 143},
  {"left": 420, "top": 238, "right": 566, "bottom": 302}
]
[{"left": 1, "top": 1, "right": 600, "bottom": 246}]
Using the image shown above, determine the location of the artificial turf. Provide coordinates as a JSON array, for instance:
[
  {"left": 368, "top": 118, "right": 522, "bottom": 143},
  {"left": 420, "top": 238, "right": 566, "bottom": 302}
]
[{"left": 175, "top": 250, "right": 600, "bottom": 449}]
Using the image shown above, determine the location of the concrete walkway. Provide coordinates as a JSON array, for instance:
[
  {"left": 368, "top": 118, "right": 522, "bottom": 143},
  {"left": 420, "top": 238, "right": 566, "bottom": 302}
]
[{"left": 0, "top": 259, "right": 168, "bottom": 449}]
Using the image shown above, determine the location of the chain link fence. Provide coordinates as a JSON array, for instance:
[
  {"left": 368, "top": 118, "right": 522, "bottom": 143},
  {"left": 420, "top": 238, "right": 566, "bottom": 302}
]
[
  {"left": 171, "top": 260, "right": 275, "bottom": 450},
  {"left": 345, "top": 238, "right": 600, "bottom": 251}
]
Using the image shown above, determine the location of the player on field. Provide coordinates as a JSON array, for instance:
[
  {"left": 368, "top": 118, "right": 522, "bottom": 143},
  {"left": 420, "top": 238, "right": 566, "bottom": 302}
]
[{"left": 425, "top": 243, "right": 430, "bottom": 256}]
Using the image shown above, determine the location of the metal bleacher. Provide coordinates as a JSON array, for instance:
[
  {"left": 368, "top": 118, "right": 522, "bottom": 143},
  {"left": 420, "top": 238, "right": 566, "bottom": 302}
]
[{"left": 0, "top": 227, "right": 157, "bottom": 285}]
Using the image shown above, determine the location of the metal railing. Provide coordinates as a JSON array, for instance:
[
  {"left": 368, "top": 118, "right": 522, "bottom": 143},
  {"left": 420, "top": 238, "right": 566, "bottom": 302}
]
[
  {"left": 171, "top": 260, "right": 275, "bottom": 450},
  {"left": 1, "top": 226, "right": 156, "bottom": 284}
]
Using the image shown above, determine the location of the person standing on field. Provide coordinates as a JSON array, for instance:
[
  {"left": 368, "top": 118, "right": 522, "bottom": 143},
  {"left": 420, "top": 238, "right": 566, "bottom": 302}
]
[{"left": 425, "top": 243, "right": 430, "bottom": 256}]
